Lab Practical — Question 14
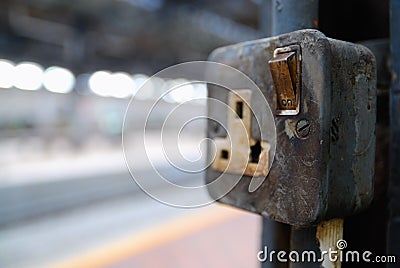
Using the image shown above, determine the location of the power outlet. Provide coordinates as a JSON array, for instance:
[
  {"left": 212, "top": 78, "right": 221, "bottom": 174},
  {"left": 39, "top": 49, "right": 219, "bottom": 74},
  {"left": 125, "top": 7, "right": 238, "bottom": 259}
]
[{"left": 212, "top": 90, "right": 270, "bottom": 177}]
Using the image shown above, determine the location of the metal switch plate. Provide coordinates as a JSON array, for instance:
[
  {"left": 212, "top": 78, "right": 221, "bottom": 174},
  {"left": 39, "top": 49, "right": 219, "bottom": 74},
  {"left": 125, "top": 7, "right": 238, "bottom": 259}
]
[{"left": 206, "top": 30, "right": 376, "bottom": 227}]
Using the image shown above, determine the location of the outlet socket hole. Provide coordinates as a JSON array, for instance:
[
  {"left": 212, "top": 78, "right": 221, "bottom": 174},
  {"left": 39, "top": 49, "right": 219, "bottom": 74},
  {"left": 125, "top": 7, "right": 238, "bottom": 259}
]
[
  {"left": 236, "top": 101, "right": 243, "bottom": 118},
  {"left": 250, "top": 141, "right": 262, "bottom": 163},
  {"left": 221, "top": 150, "right": 229, "bottom": 160}
]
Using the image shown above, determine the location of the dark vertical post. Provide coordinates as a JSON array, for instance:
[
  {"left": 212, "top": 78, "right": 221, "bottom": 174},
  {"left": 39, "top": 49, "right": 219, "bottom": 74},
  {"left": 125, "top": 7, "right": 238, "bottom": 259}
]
[
  {"left": 272, "top": 5, "right": 336, "bottom": 268},
  {"left": 388, "top": 0, "right": 400, "bottom": 264},
  {"left": 259, "top": 2, "right": 291, "bottom": 267},
  {"left": 259, "top": 1, "right": 319, "bottom": 267},
  {"left": 261, "top": 219, "right": 290, "bottom": 268},
  {"left": 271, "top": 0, "right": 318, "bottom": 36},
  {"left": 259, "top": 0, "right": 272, "bottom": 38}
]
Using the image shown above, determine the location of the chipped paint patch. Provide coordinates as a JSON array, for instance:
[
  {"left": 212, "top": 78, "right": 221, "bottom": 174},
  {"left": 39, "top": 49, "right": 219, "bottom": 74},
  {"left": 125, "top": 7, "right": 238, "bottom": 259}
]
[{"left": 284, "top": 119, "right": 296, "bottom": 139}]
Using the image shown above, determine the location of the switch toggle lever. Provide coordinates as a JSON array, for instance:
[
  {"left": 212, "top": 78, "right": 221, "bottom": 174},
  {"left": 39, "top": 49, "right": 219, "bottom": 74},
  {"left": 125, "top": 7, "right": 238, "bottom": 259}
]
[{"left": 269, "top": 45, "right": 301, "bottom": 115}]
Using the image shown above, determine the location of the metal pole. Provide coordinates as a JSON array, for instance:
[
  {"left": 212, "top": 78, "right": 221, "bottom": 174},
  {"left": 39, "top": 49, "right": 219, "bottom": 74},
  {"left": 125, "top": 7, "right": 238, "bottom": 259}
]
[
  {"left": 261, "top": 219, "right": 290, "bottom": 268},
  {"left": 388, "top": 0, "right": 400, "bottom": 265},
  {"left": 259, "top": 1, "right": 319, "bottom": 267},
  {"left": 259, "top": 0, "right": 272, "bottom": 37},
  {"left": 271, "top": 0, "right": 319, "bottom": 36},
  {"left": 259, "top": 3, "right": 291, "bottom": 268}
]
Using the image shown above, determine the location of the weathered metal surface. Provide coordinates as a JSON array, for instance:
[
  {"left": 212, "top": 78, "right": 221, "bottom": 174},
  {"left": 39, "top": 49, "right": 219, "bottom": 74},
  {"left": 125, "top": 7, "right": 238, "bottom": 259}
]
[
  {"left": 360, "top": 40, "right": 391, "bottom": 90},
  {"left": 341, "top": 39, "right": 390, "bottom": 268},
  {"left": 206, "top": 29, "right": 376, "bottom": 227},
  {"left": 325, "top": 39, "right": 376, "bottom": 219}
]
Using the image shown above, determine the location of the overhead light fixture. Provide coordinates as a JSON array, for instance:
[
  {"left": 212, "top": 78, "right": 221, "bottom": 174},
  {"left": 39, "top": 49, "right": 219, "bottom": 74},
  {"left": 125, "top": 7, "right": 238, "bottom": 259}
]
[
  {"left": 13, "top": 62, "right": 44, "bottom": 91},
  {"left": 43, "top": 66, "right": 75, "bottom": 94}
]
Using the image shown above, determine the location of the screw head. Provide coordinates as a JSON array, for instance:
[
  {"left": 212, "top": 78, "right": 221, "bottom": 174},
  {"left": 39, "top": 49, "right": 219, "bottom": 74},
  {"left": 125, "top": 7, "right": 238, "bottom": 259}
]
[{"left": 296, "top": 119, "right": 311, "bottom": 138}]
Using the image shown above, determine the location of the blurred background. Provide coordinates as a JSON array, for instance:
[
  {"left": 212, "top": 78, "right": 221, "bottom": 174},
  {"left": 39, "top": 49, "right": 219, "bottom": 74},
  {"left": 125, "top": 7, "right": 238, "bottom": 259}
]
[
  {"left": 0, "top": 0, "right": 390, "bottom": 267},
  {"left": 0, "top": 0, "right": 263, "bottom": 267}
]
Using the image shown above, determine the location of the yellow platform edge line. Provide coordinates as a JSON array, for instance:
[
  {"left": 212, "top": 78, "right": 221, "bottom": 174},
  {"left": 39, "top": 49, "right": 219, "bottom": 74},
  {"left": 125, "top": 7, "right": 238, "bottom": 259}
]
[{"left": 50, "top": 205, "right": 242, "bottom": 268}]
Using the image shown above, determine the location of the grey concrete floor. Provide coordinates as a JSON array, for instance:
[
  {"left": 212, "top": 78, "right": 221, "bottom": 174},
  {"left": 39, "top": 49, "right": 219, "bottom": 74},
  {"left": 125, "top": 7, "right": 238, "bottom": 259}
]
[{"left": 0, "top": 170, "right": 211, "bottom": 268}]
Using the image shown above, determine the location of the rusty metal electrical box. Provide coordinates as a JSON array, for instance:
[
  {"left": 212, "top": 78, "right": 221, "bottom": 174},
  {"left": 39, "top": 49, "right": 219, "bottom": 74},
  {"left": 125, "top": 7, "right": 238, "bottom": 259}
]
[{"left": 206, "top": 29, "right": 376, "bottom": 227}]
